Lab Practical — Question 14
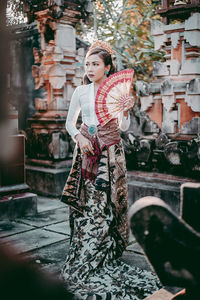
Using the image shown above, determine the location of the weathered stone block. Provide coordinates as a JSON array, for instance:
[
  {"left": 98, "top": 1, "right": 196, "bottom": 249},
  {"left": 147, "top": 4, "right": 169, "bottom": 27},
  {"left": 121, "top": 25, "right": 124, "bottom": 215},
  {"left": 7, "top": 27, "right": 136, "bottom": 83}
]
[
  {"left": 48, "top": 97, "right": 68, "bottom": 111},
  {"left": 127, "top": 171, "right": 183, "bottom": 214},
  {"left": 162, "top": 109, "right": 178, "bottom": 134},
  {"left": 136, "top": 81, "right": 150, "bottom": 97},
  {"left": 55, "top": 24, "right": 76, "bottom": 52},
  {"left": 181, "top": 58, "right": 200, "bottom": 75},
  {"left": 26, "top": 164, "right": 71, "bottom": 197},
  {"left": 162, "top": 95, "right": 176, "bottom": 112},
  {"left": 49, "top": 63, "right": 66, "bottom": 89},
  {"left": 185, "top": 95, "right": 200, "bottom": 112},
  {"left": 170, "top": 59, "right": 180, "bottom": 75},
  {"left": 153, "top": 61, "right": 169, "bottom": 77},
  {"left": 64, "top": 83, "right": 75, "bottom": 103},
  {"left": 180, "top": 117, "right": 200, "bottom": 134},
  {"left": 35, "top": 98, "right": 48, "bottom": 111},
  {"left": 48, "top": 132, "right": 69, "bottom": 159},
  {"left": 185, "top": 12, "right": 200, "bottom": 31},
  {"left": 171, "top": 32, "right": 180, "bottom": 49},
  {"left": 160, "top": 79, "right": 173, "bottom": 95},
  {"left": 184, "top": 31, "right": 200, "bottom": 47},
  {"left": 186, "top": 78, "right": 200, "bottom": 94},
  {"left": 140, "top": 95, "right": 154, "bottom": 112},
  {"left": 151, "top": 19, "right": 164, "bottom": 36},
  {"left": 149, "top": 83, "right": 161, "bottom": 94},
  {"left": 153, "top": 34, "right": 167, "bottom": 51}
]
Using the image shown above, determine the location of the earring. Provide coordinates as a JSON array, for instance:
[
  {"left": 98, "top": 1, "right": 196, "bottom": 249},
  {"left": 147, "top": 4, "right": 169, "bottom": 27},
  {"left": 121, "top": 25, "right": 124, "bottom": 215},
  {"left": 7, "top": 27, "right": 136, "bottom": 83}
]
[{"left": 105, "top": 70, "right": 109, "bottom": 75}]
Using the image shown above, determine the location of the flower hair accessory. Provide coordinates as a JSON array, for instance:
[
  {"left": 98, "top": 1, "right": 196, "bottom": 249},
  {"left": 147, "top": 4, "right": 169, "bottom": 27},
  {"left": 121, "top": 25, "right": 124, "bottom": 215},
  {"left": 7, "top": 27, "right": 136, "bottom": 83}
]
[{"left": 87, "top": 40, "right": 115, "bottom": 56}]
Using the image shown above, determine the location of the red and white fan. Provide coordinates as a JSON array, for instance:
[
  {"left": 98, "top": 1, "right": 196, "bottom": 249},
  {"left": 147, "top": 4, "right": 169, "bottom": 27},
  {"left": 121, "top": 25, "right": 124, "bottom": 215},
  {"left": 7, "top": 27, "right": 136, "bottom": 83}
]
[{"left": 95, "top": 69, "right": 134, "bottom": 127}]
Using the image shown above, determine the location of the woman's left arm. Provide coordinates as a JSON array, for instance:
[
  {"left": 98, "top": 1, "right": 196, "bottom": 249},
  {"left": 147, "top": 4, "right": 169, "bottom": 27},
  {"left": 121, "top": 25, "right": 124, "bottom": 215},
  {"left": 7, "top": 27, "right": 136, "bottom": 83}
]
[{"left": 118, "top": 111, "right": 130, "bottom": 132}]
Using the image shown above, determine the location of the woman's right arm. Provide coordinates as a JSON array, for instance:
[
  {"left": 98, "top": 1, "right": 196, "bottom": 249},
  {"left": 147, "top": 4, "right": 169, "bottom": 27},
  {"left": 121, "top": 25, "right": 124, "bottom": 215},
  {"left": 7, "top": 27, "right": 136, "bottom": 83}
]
[
  {"left": 66, "top": 87, "right": 81, "bottom": 140},
  {"left": 66, "top": 87, "right": 94, "bottom": 155}
]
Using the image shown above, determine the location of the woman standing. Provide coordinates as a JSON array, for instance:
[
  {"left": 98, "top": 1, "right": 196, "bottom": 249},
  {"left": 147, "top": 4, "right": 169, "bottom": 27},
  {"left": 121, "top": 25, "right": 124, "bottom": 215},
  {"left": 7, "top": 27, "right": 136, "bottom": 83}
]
[{"left": 61, "top": 41, "right": 159, "bottom": 299}]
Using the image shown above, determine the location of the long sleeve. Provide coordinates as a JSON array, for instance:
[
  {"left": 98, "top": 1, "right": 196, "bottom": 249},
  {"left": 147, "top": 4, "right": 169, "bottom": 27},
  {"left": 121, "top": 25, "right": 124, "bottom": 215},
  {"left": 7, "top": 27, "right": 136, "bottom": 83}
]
[
  {"left": 66, "top": 87, "right": 81, "bottom": 140},
  {"left": 118, "top": 111, "right": 130, "bottom": 132}
]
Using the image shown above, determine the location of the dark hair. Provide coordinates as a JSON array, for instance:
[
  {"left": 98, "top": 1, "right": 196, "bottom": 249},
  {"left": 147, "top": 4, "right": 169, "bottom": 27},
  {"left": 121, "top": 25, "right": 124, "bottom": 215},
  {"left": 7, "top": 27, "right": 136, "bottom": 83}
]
[{"left": 83, "top": 47, "right": 116, "bottom": 85}]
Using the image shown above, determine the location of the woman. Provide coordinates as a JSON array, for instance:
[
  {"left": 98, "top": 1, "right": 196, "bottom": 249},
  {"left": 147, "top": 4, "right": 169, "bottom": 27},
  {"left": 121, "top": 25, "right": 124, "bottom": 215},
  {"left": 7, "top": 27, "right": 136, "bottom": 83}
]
[{"left": 61, "top": 41, "right": 159, "bottom": 299}]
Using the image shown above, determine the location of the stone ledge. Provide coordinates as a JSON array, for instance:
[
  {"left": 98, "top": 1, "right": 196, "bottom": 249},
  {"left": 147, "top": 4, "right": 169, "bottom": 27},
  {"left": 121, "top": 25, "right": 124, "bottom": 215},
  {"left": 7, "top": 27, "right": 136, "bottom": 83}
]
[
  {"left": 0, "top": 192, "right": 37, "bottom": 219},
  {"left": 0, "top": 183, "right": 29, "bottom": 196}
]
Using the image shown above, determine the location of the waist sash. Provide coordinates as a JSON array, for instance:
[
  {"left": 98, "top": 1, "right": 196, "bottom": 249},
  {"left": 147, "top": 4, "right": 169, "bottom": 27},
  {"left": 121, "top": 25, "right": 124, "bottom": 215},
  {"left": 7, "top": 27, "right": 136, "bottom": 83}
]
[{"left": 80, "top": 119, "right": 121, "bottom": 182}]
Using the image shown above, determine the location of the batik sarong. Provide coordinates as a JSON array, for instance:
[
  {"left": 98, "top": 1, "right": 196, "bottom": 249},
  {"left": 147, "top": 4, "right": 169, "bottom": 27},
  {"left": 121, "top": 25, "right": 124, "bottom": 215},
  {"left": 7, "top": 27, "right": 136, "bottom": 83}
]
[{"left": 61, "top": 138, "right": 160, "bottom": 299}]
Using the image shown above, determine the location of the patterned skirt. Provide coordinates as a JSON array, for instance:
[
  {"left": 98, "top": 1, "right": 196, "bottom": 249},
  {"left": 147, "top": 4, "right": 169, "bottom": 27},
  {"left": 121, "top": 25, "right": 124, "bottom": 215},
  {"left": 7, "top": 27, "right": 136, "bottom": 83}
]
[{"left": 61, "top": 141, "right": 160, "bottom": 299}]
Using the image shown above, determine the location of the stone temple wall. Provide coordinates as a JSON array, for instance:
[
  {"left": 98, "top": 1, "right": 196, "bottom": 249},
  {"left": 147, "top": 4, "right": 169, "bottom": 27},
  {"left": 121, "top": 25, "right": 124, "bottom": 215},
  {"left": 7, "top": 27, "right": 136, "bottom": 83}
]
[{"left": 124, "top": 12, "right": 200, "bottom": 178}]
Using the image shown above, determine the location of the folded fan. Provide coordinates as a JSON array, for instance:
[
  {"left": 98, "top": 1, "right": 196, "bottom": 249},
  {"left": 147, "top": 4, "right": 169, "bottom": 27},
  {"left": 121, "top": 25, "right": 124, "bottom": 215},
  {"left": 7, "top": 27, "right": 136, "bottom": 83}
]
[{"left": 95, "top": 69, "right": 134, "bottom": 127}]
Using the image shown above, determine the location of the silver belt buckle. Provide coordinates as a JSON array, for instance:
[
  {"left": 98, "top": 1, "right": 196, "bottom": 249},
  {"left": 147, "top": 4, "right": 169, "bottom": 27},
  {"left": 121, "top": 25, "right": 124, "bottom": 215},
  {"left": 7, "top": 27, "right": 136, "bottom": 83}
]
[{"left": 88, "top": 125, "right": 97, "bottom": 136}]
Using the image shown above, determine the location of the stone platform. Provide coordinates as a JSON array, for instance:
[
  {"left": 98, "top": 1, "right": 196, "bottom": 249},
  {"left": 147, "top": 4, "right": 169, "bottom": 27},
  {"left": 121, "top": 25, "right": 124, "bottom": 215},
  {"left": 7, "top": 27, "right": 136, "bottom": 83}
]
[
  {"left": 0, "top": 196, "right": 183, "bottom": 299},
  {"left": 0, "top": 196, "right": 154, "bottom": 274}
]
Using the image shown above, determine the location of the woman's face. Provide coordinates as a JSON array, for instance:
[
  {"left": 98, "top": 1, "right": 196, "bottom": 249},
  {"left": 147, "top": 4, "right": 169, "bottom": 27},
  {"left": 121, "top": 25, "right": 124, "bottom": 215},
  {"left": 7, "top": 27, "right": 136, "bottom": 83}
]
[{"left": 85, "top": 54, "right": 110, "bottom": 85}]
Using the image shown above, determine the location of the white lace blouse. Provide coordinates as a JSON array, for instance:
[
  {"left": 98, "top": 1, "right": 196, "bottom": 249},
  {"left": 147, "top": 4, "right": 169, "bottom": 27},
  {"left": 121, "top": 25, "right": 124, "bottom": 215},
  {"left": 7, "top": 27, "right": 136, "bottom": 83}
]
[{"left": 66, "top": 82, "right": 130, "bottom": 140}]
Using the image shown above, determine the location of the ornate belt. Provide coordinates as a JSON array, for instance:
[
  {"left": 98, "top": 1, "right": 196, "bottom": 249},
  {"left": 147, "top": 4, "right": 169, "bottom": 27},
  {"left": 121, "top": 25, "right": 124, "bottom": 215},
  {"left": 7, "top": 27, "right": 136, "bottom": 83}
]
[{"left": 88, "top": 124, "right": 98, "bottom": 136}]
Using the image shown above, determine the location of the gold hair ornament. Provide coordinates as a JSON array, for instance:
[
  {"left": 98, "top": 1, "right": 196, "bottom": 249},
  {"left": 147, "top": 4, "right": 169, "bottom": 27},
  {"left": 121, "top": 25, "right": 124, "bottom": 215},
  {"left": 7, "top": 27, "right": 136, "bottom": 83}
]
[{"left": 87, "top": 40, "right": 115, "bottom": 56}]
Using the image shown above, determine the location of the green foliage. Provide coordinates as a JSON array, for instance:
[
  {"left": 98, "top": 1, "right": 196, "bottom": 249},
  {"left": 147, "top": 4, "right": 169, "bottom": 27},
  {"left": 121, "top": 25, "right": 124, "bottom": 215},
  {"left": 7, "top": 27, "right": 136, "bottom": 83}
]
[{"left": 77, "top": 0, "right": 164, "bottom": 82}]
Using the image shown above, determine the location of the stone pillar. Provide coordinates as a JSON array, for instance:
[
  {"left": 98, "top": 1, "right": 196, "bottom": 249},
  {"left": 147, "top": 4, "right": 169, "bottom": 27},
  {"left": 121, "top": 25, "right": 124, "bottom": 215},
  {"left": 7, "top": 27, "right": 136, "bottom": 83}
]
[
  {"left": 25, "top": 2, "right": 89, "bottom": 196},
  {"left": 0, "top": 1, "right": 37, "bottom": 218},
  {"left": 0, "top": 105, "right": 37, "bottom": 219}
]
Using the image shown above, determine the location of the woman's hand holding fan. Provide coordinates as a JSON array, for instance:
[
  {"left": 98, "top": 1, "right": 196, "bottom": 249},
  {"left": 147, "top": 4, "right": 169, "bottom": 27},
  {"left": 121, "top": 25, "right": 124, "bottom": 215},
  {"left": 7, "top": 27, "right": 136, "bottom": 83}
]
[
  {"left": 95, "top": 69, "right": 134, "bottom": 127},
  {"left": 123, "top": 95, "right": 135, "bottom": 111},
  {"left": 123, "top": 95, "right": 135, "bottom": 118}
]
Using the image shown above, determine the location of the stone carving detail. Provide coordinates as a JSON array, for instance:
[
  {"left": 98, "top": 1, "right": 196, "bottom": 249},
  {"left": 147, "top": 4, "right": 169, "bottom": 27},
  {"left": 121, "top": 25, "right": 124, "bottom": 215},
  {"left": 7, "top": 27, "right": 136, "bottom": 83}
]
[
  {"left": 161, "top": 79, "right": 173, "bottom": 95},
  {"left": 49, "top": 64, "right": 66, "bottom": 89},
  {"left": 171, "top": 32, "right": 180, "bottom": 49},
  {"left": 154, "top": 34, "right": 168, "bottom": 51},
  {"left": 26, "top": 128, "right": 70, "bottom": 160},
  {"left": 180, "top": 117, "right": 200, "bottom": 134},
  {"left": 186, "top": 78, "right": 200, "bottom": 94},
  {"left": 184, "top": 13, "right": 200, "bottom": 47},
  {"left": 153, "top": 61, "right": 169, "bottom": 77},
  {"left": 170, "top": 60, "right": 180, "bottom": 76},
  {"left": 32, "top": 65, "right": 45, "bottom": 90},
  {"left": 181, "top": 58, "right": 200, "bottom": 75},
  {"left": 162, "top": 95, "right": 176, "bottom": 112},
  {"left": 140, "top": 95, "right": 154, "bottom": 112},
  {"left": 151, "top": 20, "right": 164, "bottom": 36},
  {"left": 48, "top": 131, "right": 69, "bottom": 159},
  {"left": 136, "top": 81, "right": 150, "bottom": 97},
  {"left": 162, "top": 109, "right": 178, "bottom": 134},
  {"left": 185, "top": 78, "right": 200, "bottom": 112},
  {"left": 185, "top": 95, "right": 200, "bottom": 112}
]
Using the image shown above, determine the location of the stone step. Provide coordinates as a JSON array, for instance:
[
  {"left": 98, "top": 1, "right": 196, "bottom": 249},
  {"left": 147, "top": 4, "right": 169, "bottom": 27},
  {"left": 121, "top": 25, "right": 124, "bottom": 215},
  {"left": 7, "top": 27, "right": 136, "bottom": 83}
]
[{"left": 0, "top": 192, "right": 37, "bottom": 219}]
